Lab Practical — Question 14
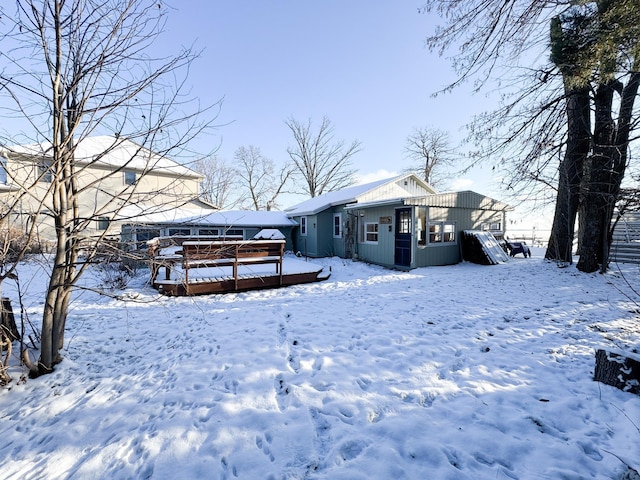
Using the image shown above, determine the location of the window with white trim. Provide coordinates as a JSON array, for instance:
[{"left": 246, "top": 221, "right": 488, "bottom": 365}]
[
  {"left": 417, "top": 207, "right": 427, "bottom": 247},
  {"left": 197, "top": 228, "right": 220, "bottom": 236},
  {"left": 481, "top": 222, "right": 502, "bottom": 232},
  {"left": 300, "top": 216, "right": 307, "bottom": 236},
  {"left": 222, "top": 228, "right": 243, "bottom": 238},
  {"left": 97, "top": 217, "right": 110, "bottom": 230},
  {"left": 124, "top": 170, "right": 136, "bottom": 185},
  {"left": 364, "top": 222, "right": 379, "bottom": 244},
  {"left": 428, "top": 221, "right": 456, "bottom": 245},
  {"left": 168, "top": 228, "right": 191, "bottom": 236},
  {"left": 39, "top": 161, "right": 53, "bottom": 183},
  {"left": 333, "top": 213, "right": 342, "bottom": 238},
  {"left": 134, "top": 228, "right": 161, "bottom": 250},
  {"left": 0, "top": 156, "right": 7, "bottom": 184}
]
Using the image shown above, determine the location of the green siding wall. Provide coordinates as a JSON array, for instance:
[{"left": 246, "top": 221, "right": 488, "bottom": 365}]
[
  {"left": 331, "top": 207, "right": 347, "bottom": 258},
  {"left": 295, "top": 201, "right": 506, "bottom": 268},
  {"left": 413, "top": 206, "right": 504, "bottom": 267},
  {"left": 292, "top": 214, "right": 319, "bottom": 257},
  {"left": 353, "top": 205, "right": 398, "bottom": 267},
  {"left": 349, "top": 204, "right": 506, "bottom": 269}
]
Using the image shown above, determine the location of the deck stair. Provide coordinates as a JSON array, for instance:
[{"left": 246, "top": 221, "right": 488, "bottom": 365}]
[{"left": 610, "top": 213, "right": 640, "bottom": 265}]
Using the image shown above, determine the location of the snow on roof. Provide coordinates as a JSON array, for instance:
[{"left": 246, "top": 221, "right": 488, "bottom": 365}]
[
  {"left": 8, "top": 135, "right": 201, "bottom": 178},
  {"left": 252, "top": 229, "right": 286, "bottom": 240},
  {"left": 115, "top": 203, "right": 219, "bottom": 224},
  {"left": 122, "top": 206, "right": 297, "bottom": 228},
  {"left": 285, "top": 176, "right": 398, "bottom": 216},
  {"left": 192, "top": 210, "right": 298, "bottom": 227}
]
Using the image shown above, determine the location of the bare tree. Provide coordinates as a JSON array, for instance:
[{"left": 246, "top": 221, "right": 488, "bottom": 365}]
[
  {"left": 235, "top": 145, "right": 294, "bottom": 211},
  {"left": 193, "top": 156, "right": 239, "bottom": 209},
  {"left": 0, "top": 0, "right": 215, "bottom": 376},
  {"left": 423, "top": 0, "right": 640, "bottom": 272},
  {"left": 404, "top": 126, "right": 455, "bottom": 189},
  {"left": 285, "top": 116, "right": 360, "bottom": 197}
]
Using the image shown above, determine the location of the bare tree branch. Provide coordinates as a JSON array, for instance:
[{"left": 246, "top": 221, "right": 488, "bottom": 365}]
[
  {"left": 403, "top": 126, "right": 457, "bottom": 190},
  {"left": 0, "top": 0, "right": 219, "bottom": 376},
  {"left": 285, "top": 116, "right": 360, "bottom": 197},
  {"left": 235, "top": 145, "right": 294, "bottom": 211}
]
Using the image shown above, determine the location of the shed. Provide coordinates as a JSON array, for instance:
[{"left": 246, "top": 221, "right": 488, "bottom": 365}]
[{"left": 121, "top": 209, "right": 298, "bottom": 251}]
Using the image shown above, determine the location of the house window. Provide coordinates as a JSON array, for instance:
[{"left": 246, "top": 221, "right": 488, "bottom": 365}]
[
  {"left": 333, "top": 213, "right": 342, "bottom": 238},
  {"left": 97, "top": 217, "right": 110, "bottom": 230},
  {"left": 0, "top": 156, "right": 7, "bottom": 184},
  {"left": 300, "top": 216, "right": 307, "bottom": 236},
  {"left": 134, "top": 228, "right": 161, "bottom": 250},
  {"left": 364, "top": 222, "right": 379, "bottom": 244},
  {"left": 197, "top": 228, "right": 220, "bottom": 236},
  {"left": 443, "top": 223, "right": 455, "bottom": 242},
  {"left": 397, "top": 209, "right": 411, "bottom": 234},
  {"left": 124, "top": 170, "right": 136, "bottom": 185},
  {"left": 222, "top": 228, "right": 243, "bottom": 238},
  {"left": 482, "top": 222, "right": 502, "bottom": 232},
  {"left": 428, "top": 221, "right": 456, "bottom": 245},
  {"left": 39, "top": 161, "right": 53, "bottom": 183},
  {"left": 168, "top": 228, "right": 191, "bottom": 236},
  {"left": 417, "top": 207, "right": 427, "bottom": 247},
  {"left": 429, "top": 223, "right": 442, "bottom": 243}
]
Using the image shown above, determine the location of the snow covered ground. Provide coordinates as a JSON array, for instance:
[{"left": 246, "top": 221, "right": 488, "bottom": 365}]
[{"left": 1, "top": 249, "right": 639, "bottom": 479}]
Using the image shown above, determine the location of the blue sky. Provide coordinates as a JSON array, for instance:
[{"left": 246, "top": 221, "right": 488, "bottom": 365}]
[
  {"left": 162, "top": 1, "right": 502, "bottom": 203},
  {"left": 0, "top": 0, "right": 549, "bottom": 233}
]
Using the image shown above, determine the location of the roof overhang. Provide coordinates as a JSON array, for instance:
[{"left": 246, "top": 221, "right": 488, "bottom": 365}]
[
  {"left": 403, "top": 192, "right": 513, "bottom": 211},
  {"left": 344, "top": 198, "right": 405, "bottom": 210}
]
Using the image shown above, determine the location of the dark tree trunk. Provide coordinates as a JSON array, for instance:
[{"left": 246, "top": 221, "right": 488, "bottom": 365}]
[
  {"left": 594, "top": 349, "right": 640, "bottom": 395},
  {"left": 577, "top": 72, "right": 640, "bottom": 272},
  {"left": 577, "top": 81, "right": 617, "bottom": 272},
  {"left": 546, "top": 86, "right": 591, "bottom": 263},
  {"left": 1, "top": 297, "right": 20, "bottom": 341}
]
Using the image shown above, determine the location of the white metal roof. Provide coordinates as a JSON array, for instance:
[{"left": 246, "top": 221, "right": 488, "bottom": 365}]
[
  {"left": 121, "top": 206, "right": 297, "bottom": 228},
  {"left": 285, "top": 174, "right": 432, "bottom": 216}
]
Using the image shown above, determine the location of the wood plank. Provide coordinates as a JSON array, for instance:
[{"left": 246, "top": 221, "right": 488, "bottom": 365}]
[{"left": 154, "top": 270, "right": 328, "bottom": 296}]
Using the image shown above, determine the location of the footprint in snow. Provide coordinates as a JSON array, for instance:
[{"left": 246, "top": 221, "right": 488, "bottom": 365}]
[{"left": 255, "top": 434, "right": 275, "bottom": 463}]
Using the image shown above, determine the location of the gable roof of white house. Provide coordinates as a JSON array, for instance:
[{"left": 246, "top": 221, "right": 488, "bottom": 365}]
[
  {"left": 6, "top": 135, "right": 202, "bottom": 179},
  {"left": 285, "top": 174, "right": 436, "bottom": 216}
]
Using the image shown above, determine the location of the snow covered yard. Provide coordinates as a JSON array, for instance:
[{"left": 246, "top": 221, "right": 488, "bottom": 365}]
[{"left": 1, "top": 251, "right": 639, "bottom": 479}]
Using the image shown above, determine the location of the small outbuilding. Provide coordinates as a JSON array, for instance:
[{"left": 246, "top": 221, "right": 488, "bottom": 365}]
[{"left": 121, "top": 209, "right": 298, "bottom": 251}]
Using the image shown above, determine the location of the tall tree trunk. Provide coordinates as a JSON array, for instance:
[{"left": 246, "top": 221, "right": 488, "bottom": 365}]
[
  {"left": 577, "top": 70, "right": 639, "bottom": 272},
  {"left": 577, "top": 80, "right": 617, "bottom": 272},
  {"left": 546, "top": 85, "right": 591, "bottom": 263}
]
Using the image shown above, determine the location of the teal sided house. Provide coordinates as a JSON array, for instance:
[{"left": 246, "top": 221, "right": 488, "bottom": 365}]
[{"left": 285, "top": 174, "right": 510, "bottom": 269}]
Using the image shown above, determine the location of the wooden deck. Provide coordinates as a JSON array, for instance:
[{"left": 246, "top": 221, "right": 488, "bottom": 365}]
[
  {"left": 147, "top": 237, "right": 329, "bottom": 295},
  {"left": 153, "top": 263, "right": 330, "bottom": 296}
]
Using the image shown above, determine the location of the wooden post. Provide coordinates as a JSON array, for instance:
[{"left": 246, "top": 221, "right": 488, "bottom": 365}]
[
  {"left": 278, "top": 242, "right": 284, "bottom": 285},
  {"left": 233, "top": 243, "right": 239, "bottom": 291},
  {"left": 594, "top": 349, "right": 640, "bottom": 395}
]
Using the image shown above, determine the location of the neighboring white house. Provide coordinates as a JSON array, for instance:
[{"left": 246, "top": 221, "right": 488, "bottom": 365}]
[{"left": 0, "top": 135, "right": 214, "bottom": 241}]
